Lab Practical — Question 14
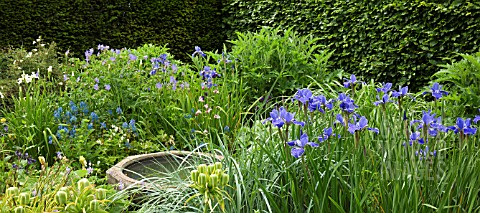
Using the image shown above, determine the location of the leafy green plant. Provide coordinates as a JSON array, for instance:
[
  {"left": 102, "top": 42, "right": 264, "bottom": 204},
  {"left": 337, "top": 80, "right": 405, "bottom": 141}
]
[
  {"left": 432, "top": 52, "right": 480, "bottom": 116},
  {"left": 0, "top": 155, "right": 130, "bottom": 213},
  {"left": 229, "top": 26, "right": 332, "bottom": 103}
]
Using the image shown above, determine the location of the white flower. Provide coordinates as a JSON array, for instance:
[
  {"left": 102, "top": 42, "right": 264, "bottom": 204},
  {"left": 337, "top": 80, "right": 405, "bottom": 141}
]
[
  {"left": 40, "top": 44, "right": 45, "bottom": 47},
  {"left": 47, "top": 66, "right": 53, "bottom": 72},
  {"left": 0, "top": 92, "right": 4, "bottom": 99},
  {"left": 26, "top": 52, "right": 32, "bottom": 58},
  {"left": 19, "top": 60, "right": 23, "bottom": 63},
  {"left": 33, "top": 41, "right": 36, "bottom": 44},
  {"left": 32, "top": 49, "right": 37, "bottom": 52},
  {"left": 36, "top": 37, "right": 41, "bottom": 42}
]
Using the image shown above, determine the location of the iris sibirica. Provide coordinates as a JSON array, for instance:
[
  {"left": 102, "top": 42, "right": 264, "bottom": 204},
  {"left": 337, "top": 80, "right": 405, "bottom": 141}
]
[
  {"left": 294, "top": 89, "right": 312, "bottom": 105},
  {"left": 427, "top": 82, "right": 449, "bottom": 100},
  {"left": 343, "top": 74, "right": 359, "bottom": 88},
  {"left": 264, "top": 107, "right": 305, "bottom": 128},
  {"left": 448, "top": 118, "right": 477, "bottom": 135},
  {"left": 411, "top": 110, "right": 447, "bottom": 137},
  {"left": 374, "top": 94, "right": 393, "bottom": 106},
  {"left": 376, "top": 83, "right": 392, "bottom": 93},
  {"left": 318, "top": 127, "right": 338, "bottom": 142},
  {"left": 308, "top": 95, "right": 334, "bottom": 113},
  {"left": 347, "top": 116, "right": 379, "bottom": 134},
  {"left": 338, "top": 93, "right": 358, "bottom": 113},
  {"left": 287, "top": 133, "right": 319, "bottom": 158},
  {"left": 192, "top": 46, "right": 206, "bottom": 57}
]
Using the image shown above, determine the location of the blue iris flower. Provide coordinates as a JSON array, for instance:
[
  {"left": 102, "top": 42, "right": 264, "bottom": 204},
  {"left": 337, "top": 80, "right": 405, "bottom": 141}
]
[
  {"left": 392, "top": 86, "right": 408, "bottom": 98},
  {"left": 308, "top": 95, "right": 334, "bottom": 113},
  {"left": 338, "top": 93, "right": 358, "bottom": 113},
  {"left": 374, "top": 94, "right": 393, "bottom": 106},
  {"left": 474, "top": 109, "right": 480, "bottom": 124},
  {"left": 264, "top": 107, "right": 305, "bottom": 128},
  {"left": 318, "top": 127, "right": 337, "bottom": 142},
  {"left": 376, "top": 83, "right": 392, "bottom": 93},
  {"left": 447, "top": 117, "right": 477, "bottom": 135},
  {"left": 287, "top": 133, "right": 319, "bottom": 158},
  {"left": 428, "top": 82, "right": 449, "bottom": 100},
  {"left": 294, "top": 88, "right": 313, "bottom": 105},
  {"left": 192, "top": 46, "right": 206, "bottom": 58},
  {"left": 343, "top": 74, "right": 358, "bottom": 88},
  {"left": 409, "top": 132, "right": 425, "bottom": 145},
  {"left": 347, "top": 116, "right": 379, "bottom": 134},
  {"left": 411, "top": 110, "right": 447, "bottom": 136}
]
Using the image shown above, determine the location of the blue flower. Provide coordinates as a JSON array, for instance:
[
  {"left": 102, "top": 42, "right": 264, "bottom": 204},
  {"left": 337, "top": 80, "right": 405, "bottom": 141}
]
[
  {"left": 335, "top": 114, "right": 346, "bottom": 126},
  {"left": 376, "top": 83, "right": 392, "bottom": 93},
  {"left": 392, "top": 86, "right": 408, "bottom": 98},
  {"left": 223, "top": 126, "right": 230, "bottom": 132},
  {"left": 308, "top": 95, "right": 334, "bottom": 113},
  {"left": 474, "top": 109, "right": 480, "bottom": 124},
  {"left": 318, "top": 127, "right": 336, "bottom": 142},
  {"left": 48, "top": 136, "right": 53, "bottom": 144},
  {"left": 116, "top": 107, "right": 123, "bottom": 115},
  {"left": 294, "top": 88, "right": 312, "bottom": 105},
  {"left": 90, "top": 112, "right": 99, "bottom": 122},
  {"left": 129, "top": 54, "right": 137, "bottom": 61},
  {"left": 192, "top": 46, "right": 206, "bottom": 57},
  {"left": 79, "top": 102, "right": 89, "bottom": 114},
  {"left": 287, "top": 133, "right": 319, "bottom": 158},
  {"left": 122, "top": 122, "right": 128, "bottom": 129},
  {"left": 374, "top": 94, "right": 393, "bottom": 106},
  {"left": 429, "top": 83, "right": 449, "bottom": 100},
  {"left": 411, "top": 110, "right": 447, "bottom": 136},
  {"left": 69, "top": 115, "right": 77, "bottom": 123},
  {"left": 100, "top": 122, "right": 107, "bottom": 129},
  {"left": 347, "top": 116, "right": 379, "bottom": 134},
  {"left": 343, "top": 74, "right": 358, "bottom": 88},
  {"left": 264, "top": 107, "right": 304, "bottom": 128},
  {"left": 87, "top": 123, "right": 93, "bottom": 130},
  {"left": 338, "top": 93, "right": 358, "bottom": 113},
  {"left": 409, "top": 132, "right": 425, "bottom": 145},
  {"left": 448, "top": 117, "right": 477, "bottom": 135}
]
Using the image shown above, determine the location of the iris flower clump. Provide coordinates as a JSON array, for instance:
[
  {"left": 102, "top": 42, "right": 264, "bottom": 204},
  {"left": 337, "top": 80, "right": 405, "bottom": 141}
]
[{"left": 287, "top": 133, "right": 319, "bottom": 158}]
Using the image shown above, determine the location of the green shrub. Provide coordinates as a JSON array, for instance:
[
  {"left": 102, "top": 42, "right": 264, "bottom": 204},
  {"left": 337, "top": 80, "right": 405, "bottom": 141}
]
[
  {"left": 229, "top": 27, "right": 332, "bottom": 103},
  {"left": 0, "top": 0, "right": 225, "bottom": 62},
  {"left": 224, "top": 0, "right": 480, "bottom": 91},
  {"left": 432, "top": 52, "right": 480, "bottom": 116}
]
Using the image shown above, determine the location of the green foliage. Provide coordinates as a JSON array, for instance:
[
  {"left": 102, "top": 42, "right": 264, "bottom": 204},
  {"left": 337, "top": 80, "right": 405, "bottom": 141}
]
[
  {"left": 0, "top": 156, "right": 130, "bottom": 213},
  {"left": 433, "top": 52, "right": 480, "bottom": 116},
  {"left": 0, "top": 37, "right": 63, "bottom": 109},
  {"left": 224, "top": 0, "right": 480, "bottom": 91},
  {"left": 0, "top": 0, "right": 225, "bottom": 62},
  {"left": 229, "top": 27, "right": 332, "bottom": 102}
]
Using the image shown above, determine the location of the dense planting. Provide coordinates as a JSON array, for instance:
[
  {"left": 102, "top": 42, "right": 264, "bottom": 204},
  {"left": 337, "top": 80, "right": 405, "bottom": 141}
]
[{"left": 1, "top": 27, "right": 480, "bottom": 212}]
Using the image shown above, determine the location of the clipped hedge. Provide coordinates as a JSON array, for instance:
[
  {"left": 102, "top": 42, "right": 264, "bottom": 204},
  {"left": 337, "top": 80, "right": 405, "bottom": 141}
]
[
  {"left": 0, "top": 0, "right": 225, "bottom": 61},
  {"left": 224, "top": 0, "right": 480, "bottom": 90}
]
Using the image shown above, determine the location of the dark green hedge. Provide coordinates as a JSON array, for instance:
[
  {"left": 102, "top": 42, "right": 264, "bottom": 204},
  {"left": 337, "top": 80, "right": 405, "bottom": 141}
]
[
  {"left": 0, "top": 0, "right": 225, "bottom": 61},
  {"left": 224, "top": 0, "right": 480, "bottom": 90}
]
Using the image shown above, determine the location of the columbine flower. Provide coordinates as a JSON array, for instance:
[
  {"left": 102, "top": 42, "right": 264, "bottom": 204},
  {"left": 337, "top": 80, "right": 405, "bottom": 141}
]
[
  {"left": 195, "top": 110, "right": 202, "bottom": 116},
  {"left": 198, "top": 96, "right": 204, "bottom": 102},
  {"left": 294, "top": 88, "right": 312, "bottom": 105},
  {"left": 287, "top": 133, "right": 319, "bottom": 158},
  {"left": 343, "top": 74, "right": 358, "bottom": 88},
  {"left": 56, "top": 152, "right": 63, "bottom": 160},
  {"left": 348, "top": 116, "right": 379, "bottom": 134},
  {"left": 214, "top": 114, "right": 220, "bottom": 119},
  {"left": 192, "top": 46, "right": 206, "bottom": 57}
]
